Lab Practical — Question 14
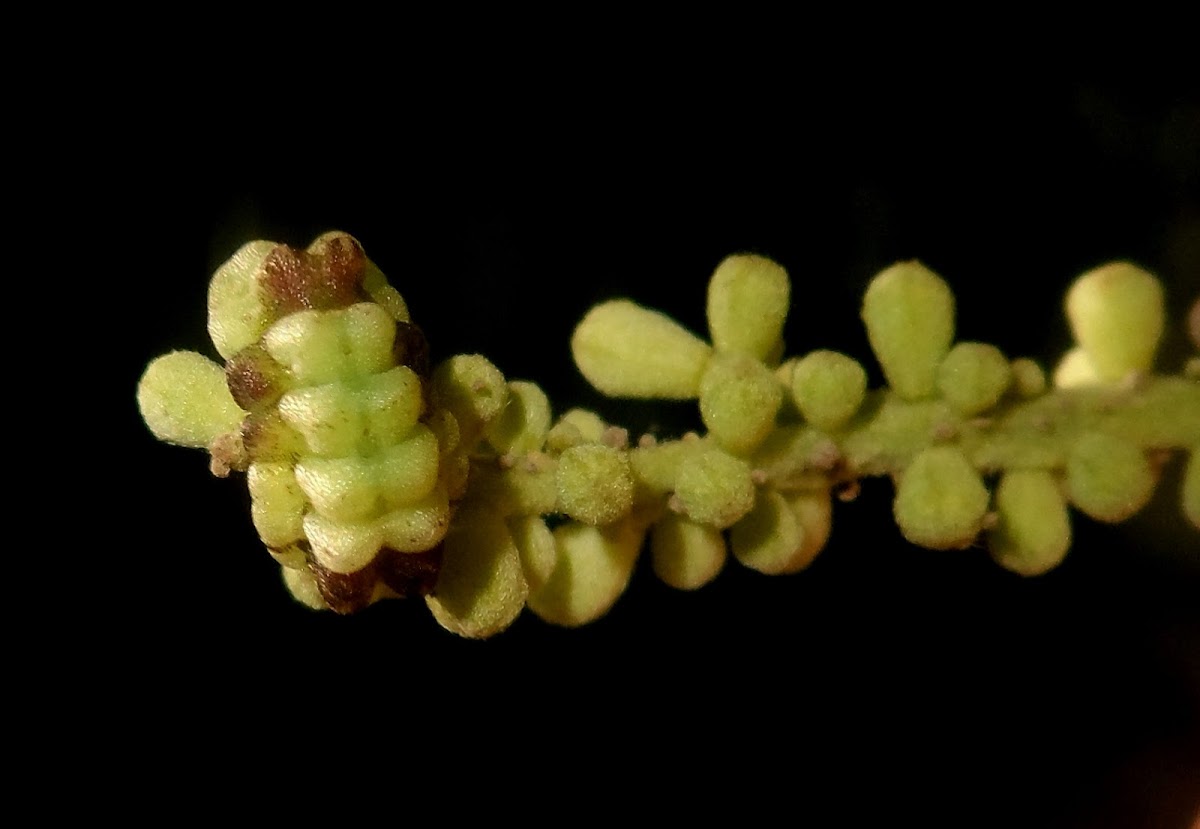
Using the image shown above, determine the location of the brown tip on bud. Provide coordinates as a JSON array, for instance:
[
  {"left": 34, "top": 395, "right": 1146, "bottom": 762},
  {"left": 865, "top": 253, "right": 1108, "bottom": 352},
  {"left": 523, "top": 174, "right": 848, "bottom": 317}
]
[
  {"left": 376, "top": 547, "right": 443, "bottom": 598},
  {"left": 259, "top": 236, "right": 368, "bottom": 315}
]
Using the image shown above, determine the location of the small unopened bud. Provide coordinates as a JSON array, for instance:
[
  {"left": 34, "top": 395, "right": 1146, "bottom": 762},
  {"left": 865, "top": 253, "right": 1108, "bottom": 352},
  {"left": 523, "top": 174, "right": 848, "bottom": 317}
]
[
  {"left": 937, "top": 342, "right": 1011, "bottom": 416},
  {"left": 862, "top": 261, "right": 956, "bottom": 400},
  {"left": 556, "top": 444, "right": 634, "bottom": 526},
  {"left": 572, "top": 300, "right": 712, "bottom": 399},
  {"left": 791, "top": 350, "right": 868, "bottom": 430},
  {"left": 699, "top": 352, "right": 782, "bottom": 455},
  {"left": 674, "top": 448, "right": 757, "bottom": 529},
  {"left": 138, "top": 351, "right": 244, "bottom": 448},
  {"left": 893, "top": 446, "right": 989, "bottom": 549},
  {"left": 528, "top": 519, "right": 644, "bottom": 627},
  {"left": 988, "top": 470, "right": 1071, "bottom": 576},
  {"left": 706, "top": 254, "right": 791, "bottom": 361},
  {"left": 1066, "top": 431, "right": 1155, "bottom": 523},
  {"left": 426, "top": 506, "right": 528, "bottom": 639},
  {"left": 651, "top": 513, "right": 727, "bottom": 590},
  {"left": 1066, "top": 262, "right": 1164, "bottom": 382},
  {"left": 730, "top": 489, "right": 804, "bottom": 575}
]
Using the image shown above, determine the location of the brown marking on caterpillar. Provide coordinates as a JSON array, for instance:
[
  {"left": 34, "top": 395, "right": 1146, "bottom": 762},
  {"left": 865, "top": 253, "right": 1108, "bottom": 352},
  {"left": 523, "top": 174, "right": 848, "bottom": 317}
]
[
  {"left": 259, "top": 235, "right": 369, "bottom": 315},
  {"left": 225, "top": 344, "right": 287, "bottom": 410},
  {"left": 240, "top": 411, "right": 303, "bottom": 462},
  {"left": 306, "top": 555, "right": 378, "bottom": 615},
  {"left": 376, "top": 546, "right": 443, "bottom": 598},
  {"left": 393, "top": 321, "right": 430, "bottom": 377}
]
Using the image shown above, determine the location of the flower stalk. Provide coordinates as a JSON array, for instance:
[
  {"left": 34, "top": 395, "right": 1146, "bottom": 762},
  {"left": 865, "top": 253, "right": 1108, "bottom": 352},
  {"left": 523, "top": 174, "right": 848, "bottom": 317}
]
[{"left": 138, "top": 233, "right": 1200, "bottom": 637}]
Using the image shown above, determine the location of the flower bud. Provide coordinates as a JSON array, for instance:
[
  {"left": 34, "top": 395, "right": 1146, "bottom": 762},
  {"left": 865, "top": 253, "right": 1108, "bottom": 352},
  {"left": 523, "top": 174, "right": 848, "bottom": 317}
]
[
  {"left": 699, "top": 352, "right": 782, "bottom": 455},
  {"left": 1010, "top": 358, "right": 1046, "bottom": 398},
  {"left": 486, "top": 380, "right": 552, "bottom": 456},
  {"left": 651, "top": 513, "right": 726, "bottom": 590},
  {"left": 138, "top": 351, "right": 244, "bottom": 448},
  {"left": 730, "top": 489, "right": 805, "bottom": 575},
  {"left": 1066, "top": 262, "right": 1164, "bottom": 382},
  {"left": 893, "top": 446, "right": 989, "bottom": 549},
  {"left": 508, "top": 515, "right": 557, "bottom": 593},
  {"left": 556, "top": 444, "right": 634, "bottom": 525},
  {"left": 706, "top": 254, "right": 790, "bottom": 361},
  {"left": 1052, "top": 347, "right": 1101, "bottom": 389},
  {"left": 988, "top": 470, "right": 1071, "bottom": 576},
  {"left": 427, "top": 506, "right": 528, "bottom": 639},
  {"left": 784, "top": 488, "right": 833, "bottom": 572},
  {"left": 791, "top": 350, "right": 868, "bottom": 430},
  {"left": 936, "top": 342, "right": 1011, "bottom": 416},
  {"left": 862, "top": 261, "right": 955, "bottom": 400},
  {"left": 674, "top": 448, "right": 756, "bottom": 529},
  {"left": 1065, "top": 431, "right": 1155, "bottom": 523},
  {"left": 430, "top": 354, "right": 508, "bottom": 439},
  {"left": 572, "top": 300, "right": 712, "bottom": 399},
  {"left": 528, "top": 519, "right": 644, "bottom": 627}
]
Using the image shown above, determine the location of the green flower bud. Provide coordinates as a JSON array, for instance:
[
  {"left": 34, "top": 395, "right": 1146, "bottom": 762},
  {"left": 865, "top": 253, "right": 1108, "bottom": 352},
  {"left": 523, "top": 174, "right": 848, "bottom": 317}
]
[
  {"left": 508, "top": 515, "right": 557, "bottom": 593},
  {"left": 138, "top": 351, "right": 244, "bottom": 448},
  {"left": 572, "top": 300, "right": 712, "bottom": 399},
  {"left": 784, "top": 488, "right": 833, "bottom": 572},
  {"left": 894, "top": 446, "right": 990, "bottom": 549},
  {"left": 207, "top": 240, "right": 276, "bottom": 360},
  {"left": 650, "top": 513, "right": 727, "bottom": 590},
  {"left": 1065, "top": 431, "right": 1155, "bottom": 523},
  {"left": 545, "top": 408, "right": 607, "bottom": 451},
  {"left": 699, "top": 352, "right": 782, "bottom": 455},
  {"left": 988, "top": 470, "right": 1071, "bottom": 576},
  {"left": 862, "top": 261, "right": 956, "bottom": 401},
  {"left": 936, "top": 342, "right": 1011, "bottom": 416},
  {"left": 430, "top": 354, "right": 508, "bottom": 439},
  {"left": 731, "top": 489, "right": 805, "bottom": 575},
  {"left": 1184, "top": 450, "right": 1200, "bottom": 531},
  {"left": 1052, "top": 347, "right": 1101, "bottom": 389},
  {"left": 1010, "top": 358, "right": 1046, "bottom": 398},
  {"left": 791, "top": 350, "right": 868, "bottom": 430},
  {"left": 427, "top": 506, "right": 528, "bottom": 639},
  {"left": 528, "top": 519, "right": 644, "bottom": 627},
  {"left": 1066, "top": 262, "right": 1164, "bottom": 382},
  {"left": 674, "top": 448, "right": 756, "bottom": 529},
  {"left": 706, "top": 254, "right": 790, "bottom": 361},
  {"left": 556, "top": 444, "right": 634, "bottom": 525},
  {"left": 486, "top": 380, "right": 552, "bottom": 456}
]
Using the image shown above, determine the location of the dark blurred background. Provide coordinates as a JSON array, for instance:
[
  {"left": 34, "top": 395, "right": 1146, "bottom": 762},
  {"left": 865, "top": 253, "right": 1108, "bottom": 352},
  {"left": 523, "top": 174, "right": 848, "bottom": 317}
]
[{"left": 115, "top": 77, "right": 1198, "bottom": 824}]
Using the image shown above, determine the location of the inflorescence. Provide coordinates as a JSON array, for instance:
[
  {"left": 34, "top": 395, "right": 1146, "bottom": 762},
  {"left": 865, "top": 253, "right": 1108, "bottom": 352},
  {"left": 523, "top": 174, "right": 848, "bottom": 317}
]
[{"left": 138, "top": 232, "right": 1200, "bottom": 637}]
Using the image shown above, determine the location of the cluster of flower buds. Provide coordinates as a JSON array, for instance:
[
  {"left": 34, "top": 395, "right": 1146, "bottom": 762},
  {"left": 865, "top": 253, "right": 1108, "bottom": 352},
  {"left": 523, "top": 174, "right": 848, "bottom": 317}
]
[{"left": 139, "top": 232, "right": 1199, "bottom": 637}]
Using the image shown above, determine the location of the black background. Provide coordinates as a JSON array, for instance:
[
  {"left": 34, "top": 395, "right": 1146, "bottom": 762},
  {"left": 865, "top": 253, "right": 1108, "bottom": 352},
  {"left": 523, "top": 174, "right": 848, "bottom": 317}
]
[{"left": 115, "top": 76, "right": 1198, "bottom": 824}]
